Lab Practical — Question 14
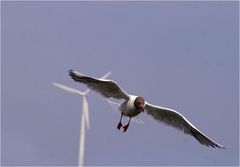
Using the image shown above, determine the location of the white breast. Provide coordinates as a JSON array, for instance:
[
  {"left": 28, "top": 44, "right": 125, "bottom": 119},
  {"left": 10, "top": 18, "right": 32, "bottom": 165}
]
[{"left": 119, "top": 95, "right": 141, "bottom": 117}]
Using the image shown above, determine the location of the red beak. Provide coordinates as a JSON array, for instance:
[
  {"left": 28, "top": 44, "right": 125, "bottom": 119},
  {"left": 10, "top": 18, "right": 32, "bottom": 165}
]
[{"left": 141, "top": 107, "right": 144, "bottom": 112}]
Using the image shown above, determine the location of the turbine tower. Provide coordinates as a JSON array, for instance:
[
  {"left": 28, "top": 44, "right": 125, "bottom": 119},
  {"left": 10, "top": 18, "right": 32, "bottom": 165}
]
[{"left": 53, "top": 71, "right": 112, "bottom": 166}]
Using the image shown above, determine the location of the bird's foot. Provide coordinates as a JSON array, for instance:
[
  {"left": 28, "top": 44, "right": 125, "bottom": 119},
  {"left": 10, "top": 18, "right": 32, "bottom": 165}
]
[
  {"left": 117, "top": 122, "right": 123, "bottom": 130},
  {"left": 123, "top": 124, "right": 129, "bottom": 132}
]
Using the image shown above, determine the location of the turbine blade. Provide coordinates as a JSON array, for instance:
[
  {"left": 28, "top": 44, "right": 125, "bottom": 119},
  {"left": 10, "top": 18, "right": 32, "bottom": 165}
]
[
  {"left": 100, "top": 71, "right": 112, "bottom": 79},
  {"left": 78, "top": 110, "right": 85, "bottom": 167},
  {"left": 52, "top": 82, "right": 85, "bottom": 96},
  {"left": 83, "top": 96, "right": 90, "bottom": 130},
  {"left": 83, "top": 89, "right": 90, "bottom": 95}
]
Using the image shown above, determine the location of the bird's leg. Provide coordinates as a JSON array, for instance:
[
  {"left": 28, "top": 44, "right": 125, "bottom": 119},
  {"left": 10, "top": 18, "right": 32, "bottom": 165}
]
[
  {"left": 123, "top": 117, "right": 131, "bottom": 132},
  {"left": 117, "top": 113, "right": 123, "bottom": 130}
]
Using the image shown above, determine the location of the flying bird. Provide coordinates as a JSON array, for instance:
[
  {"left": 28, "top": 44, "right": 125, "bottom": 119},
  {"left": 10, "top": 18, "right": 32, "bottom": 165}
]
[{"left": 68, "top": 69, "right": 225, "bottom": 149}]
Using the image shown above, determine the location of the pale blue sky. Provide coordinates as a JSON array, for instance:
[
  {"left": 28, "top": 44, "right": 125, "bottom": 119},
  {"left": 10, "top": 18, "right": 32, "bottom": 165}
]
[{"left": 2, "top": 1, "right": 239, "bottom": 166}]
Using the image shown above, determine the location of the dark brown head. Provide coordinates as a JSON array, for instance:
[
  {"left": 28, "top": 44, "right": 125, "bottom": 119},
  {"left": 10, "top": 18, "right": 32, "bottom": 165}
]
[{"left": 134, "top": 96, "right": 145, "bottom": 112}]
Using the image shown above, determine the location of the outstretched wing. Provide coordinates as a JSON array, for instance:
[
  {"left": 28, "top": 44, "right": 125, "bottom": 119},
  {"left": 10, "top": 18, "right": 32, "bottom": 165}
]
[
  {"left": 69, "top": 69, "right": 129, "bottom": 100},
  {"left": 145, "top": 102, "right": 225, "bottom": 149}
]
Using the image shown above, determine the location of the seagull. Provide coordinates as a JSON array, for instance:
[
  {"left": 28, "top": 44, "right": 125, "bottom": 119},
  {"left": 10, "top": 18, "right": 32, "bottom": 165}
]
[{"left": 68, "top": 69, "right": 225, "bottom": 149}]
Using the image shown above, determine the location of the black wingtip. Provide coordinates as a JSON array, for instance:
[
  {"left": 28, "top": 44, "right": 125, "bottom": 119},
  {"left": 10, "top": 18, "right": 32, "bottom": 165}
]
[
  {"left": 68, "top": 69, "right": 76, "bottom": 81},
  {"left": 68, "top": 69, "right": 74, "bottom": 77},
  {"left": 68, "top": 69, "right": 86, "bottom": 83},
  {"left": 190, "top": 129, "right": 225, "bottom": 149},
  {"left": 216, "top": 144, "right": 226, "bottom": 149},
  {"left": 68, "top": 69, "right": 73, "bottom": 73}
]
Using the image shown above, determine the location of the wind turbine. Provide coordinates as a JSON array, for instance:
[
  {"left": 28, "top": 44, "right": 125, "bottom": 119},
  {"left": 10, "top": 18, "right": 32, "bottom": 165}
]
[{"left": 52, "top": 71, "right": 112, "bottom": 166}]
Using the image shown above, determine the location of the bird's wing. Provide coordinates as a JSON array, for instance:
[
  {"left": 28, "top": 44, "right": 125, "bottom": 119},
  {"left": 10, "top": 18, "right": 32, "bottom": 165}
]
[
  {"left": 145, "top": 102, "right": 225, "bottom": 149},
  {"left": 69, "top": 69, "right": 129, "bottom": 100}
]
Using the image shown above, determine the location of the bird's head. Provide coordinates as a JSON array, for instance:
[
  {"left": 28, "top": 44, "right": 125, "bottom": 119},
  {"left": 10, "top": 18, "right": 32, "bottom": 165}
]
[{"left": 134, "top": 96, "right": 145, "bottom": 112}]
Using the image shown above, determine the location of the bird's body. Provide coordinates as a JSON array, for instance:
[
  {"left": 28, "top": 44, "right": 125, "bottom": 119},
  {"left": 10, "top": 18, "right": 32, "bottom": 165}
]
[
  {"left": 68, "top": 69, "right": 225, "bottom": 149},
  {"left": 119, "top": 95, "right": 142, "bottom": 117}
]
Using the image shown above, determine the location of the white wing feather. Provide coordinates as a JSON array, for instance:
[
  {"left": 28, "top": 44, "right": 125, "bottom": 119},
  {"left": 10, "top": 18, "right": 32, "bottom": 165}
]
[
  {"left": 69, "top": 70, "right": 129, "bottom": 100},
  {"left": 145, "top": 102, "right": 225, "bottom": 149}
]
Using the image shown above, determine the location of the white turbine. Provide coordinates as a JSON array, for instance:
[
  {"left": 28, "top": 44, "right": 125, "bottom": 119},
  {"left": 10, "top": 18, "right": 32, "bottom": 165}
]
[{"left": 52, "top": 71, "right": 112, "bottom": 167}]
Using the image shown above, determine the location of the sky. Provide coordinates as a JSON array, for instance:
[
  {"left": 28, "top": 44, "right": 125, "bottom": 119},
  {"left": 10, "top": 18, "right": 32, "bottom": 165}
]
[{"left": 1, "top": 1, "right": 239, "bottom": 166}]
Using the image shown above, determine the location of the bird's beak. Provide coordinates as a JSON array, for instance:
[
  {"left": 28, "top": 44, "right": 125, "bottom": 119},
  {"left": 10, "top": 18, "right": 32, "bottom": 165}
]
[{"left": 141, "top": 106, "right": 144, "bottom": 112}]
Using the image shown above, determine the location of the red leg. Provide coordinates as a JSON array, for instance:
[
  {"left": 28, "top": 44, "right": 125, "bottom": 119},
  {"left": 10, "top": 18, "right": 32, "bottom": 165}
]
[
  {"left": 117, "top": 113, "right": 123, "bottom": 130},
  {"left": 123, "top": 117, "right": 131, "bottom": 132}
]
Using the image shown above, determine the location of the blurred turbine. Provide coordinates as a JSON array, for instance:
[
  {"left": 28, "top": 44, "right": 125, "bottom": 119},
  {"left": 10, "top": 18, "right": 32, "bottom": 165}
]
[{"left": 52, "top": 71, "right": 112, "bottom": 166}]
